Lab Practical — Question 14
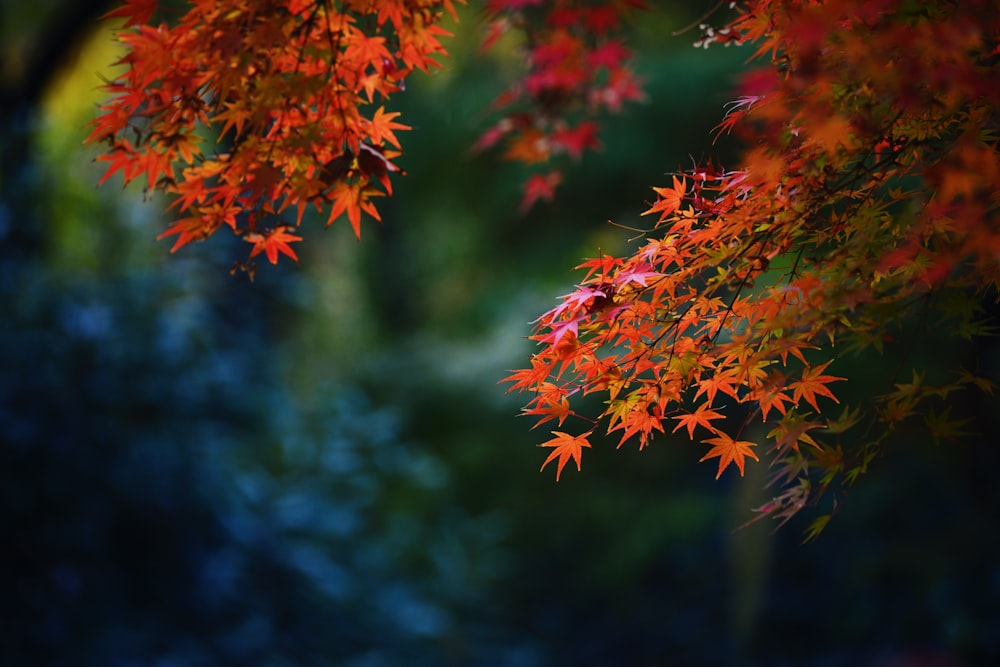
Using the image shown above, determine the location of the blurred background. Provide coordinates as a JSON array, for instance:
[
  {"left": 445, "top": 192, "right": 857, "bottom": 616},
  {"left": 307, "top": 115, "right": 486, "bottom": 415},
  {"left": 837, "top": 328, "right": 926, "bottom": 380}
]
[{"left": 2, "top": 1, "right": 998, "bottom": 665}]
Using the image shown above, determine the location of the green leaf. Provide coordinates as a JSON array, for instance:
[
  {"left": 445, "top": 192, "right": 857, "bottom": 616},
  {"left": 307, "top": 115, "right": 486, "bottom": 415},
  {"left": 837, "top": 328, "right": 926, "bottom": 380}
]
[{"left": 802, "top": 513, "right": 832, "bottom": 543}]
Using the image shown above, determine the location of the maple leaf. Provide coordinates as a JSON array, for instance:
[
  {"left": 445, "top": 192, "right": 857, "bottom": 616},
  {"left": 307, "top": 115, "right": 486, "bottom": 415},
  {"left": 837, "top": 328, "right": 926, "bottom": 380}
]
[
  {"left": 924, "top": 407, "right": 974, "bottom": 444},
  {"left": 671, "top": 402, "right": 725, "bottom": 440},
  {"left": 344, "top": 34, "right": 392, "bottom": 72},
  {"left": 101, "top": 0, "right": 157, "bottom": 28},
  {"left": 483, "top": 0, "right": 647, "bottom": 203},
  {"left": 604, "top": 390, "right": 642, "bottom": 434},
  {"left": 551, "top": 122, "right": 600, "bottom": 160},
  {"left": 694, "top": 370, "right": 742, "bottom": 404},
  {"left": 642, "top": 176, "right": 686, "bottom": 224},
  {"left": 366, "top": 107, "right": 409, "bottom": 149},
  {"left": 215, "top": 101, "right": 254, "bottom": 139},
  {"left": 767, "top": 411, "right": 823, "bottom": 453},
  {"left": 521, "top": 382, "right": 574, "bottom": 428},
  {"left": 715, "top": 94, "right": 761, "bottom": 139},
  {"left": 326, "top": 181, "right": 384, "bottom": 238},
  {"left": 541, "top": 315, "right": 579, "bottom": 346},
  {"left": 957, "top": 369, "right": 996, "bottom": 396},
  {"left": 96, "top": 142, "right": 141, "bottom": 187},
  {"left": 479, "top": 17, "right": 510, "bottom": 52},
  {"left": 614, "top": 263, "right": 660, "bottom": 288},
  {"left": 356, "top": 144, "right": 406, "bottom": 190},
  {"left": 699, "top": 434, "right": 759, "bottom": 479},
  {"left": 157, "top": 215, "right": 219, "bottom": 253},
  {"left": 502, "top": 356, "right": 554, "bottom": 394},
  {"left": 611, "top": 403, "right": 665, "bottom": 449},
  {"left": 753, "top": 382, "right": 794, "bottom": 421},
  {"left": 803, "top": 114, "right": 855, "bottom": 157},
  {"left": 520, "top": 171, "right": 563, "bottom": 213},
  {"left": 246, "top": 227, "right": 303, "bottom": 264},
  {"left": 790, "top": 361, "right": 844, "bottom": 412},
  {"left": 539, "top": 431, "right": 592, "bottom": 481}
]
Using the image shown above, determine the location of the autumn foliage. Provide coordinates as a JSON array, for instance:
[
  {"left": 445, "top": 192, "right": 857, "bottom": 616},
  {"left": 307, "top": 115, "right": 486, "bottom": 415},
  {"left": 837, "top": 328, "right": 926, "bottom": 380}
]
[
  {"left": 502, "top": 0, "right": 999, "bottom": 533},
  {"left": 88, "top": 0, "right": 461, "bottom": 268},
  {"left": 474, "top": 0, "right": 647, "bottom": 209},
  {"left": 91, "top": 0, "right": 999, "bottom": 532}
]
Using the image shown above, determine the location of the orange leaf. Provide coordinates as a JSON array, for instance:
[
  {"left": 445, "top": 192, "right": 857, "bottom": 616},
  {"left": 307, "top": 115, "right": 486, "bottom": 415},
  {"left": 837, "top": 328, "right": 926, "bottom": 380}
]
[
  {"left": 642, "top": 175, "right": 686, "bottom": 223},
  {"left": 790, "top": 361, "right": 844, "bottom": 412},
  {"left": 611, "top": 403, "right": 665, "bottom": 450},
  {"left": 366, "top": 106, "right": 409, "bottom": 149},
  {"left": 246, "top": 227, "right": 303, "bottom": 264},
  {"left": 502, "top": 356, "right": 554, "bottom": 394},
  {"left": 699, "top": 433, "right": 759, "bottom": 479},
  {"left": 694, "top": 370, "right": 741, "bottom": 405},
  {"left": 521, "top": 383, "right": 574, "bottom": 429},
  {"left": 156, "top": 215, "right": 219, "bottom": 253},
  {"left": 504, "top": 129, "right": 550, "bottom": 164},
  {"left": 671, "top": 402, "right": 725, "bottom": 440},
  {"left": 326, "top": 181, "right": 383, "bottom": 238},
  {"left": 539, "top": 431, "right": 592, "bottom": 481}
]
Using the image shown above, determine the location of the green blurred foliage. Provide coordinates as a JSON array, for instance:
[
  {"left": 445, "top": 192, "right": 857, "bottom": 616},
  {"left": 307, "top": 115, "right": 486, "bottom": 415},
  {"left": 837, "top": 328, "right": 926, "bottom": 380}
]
[{"left": 1, "top": 2, "right": 998, "bottom": 666}]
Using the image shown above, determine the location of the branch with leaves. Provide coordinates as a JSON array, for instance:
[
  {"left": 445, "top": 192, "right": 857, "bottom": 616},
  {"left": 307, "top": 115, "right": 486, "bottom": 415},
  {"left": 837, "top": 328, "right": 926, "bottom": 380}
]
[
  {"left": 504, "top": 0, "right": 1000, "bottom": 533},
  {"left": 88, "top": 0, "right": 462, "bottom": 272}
]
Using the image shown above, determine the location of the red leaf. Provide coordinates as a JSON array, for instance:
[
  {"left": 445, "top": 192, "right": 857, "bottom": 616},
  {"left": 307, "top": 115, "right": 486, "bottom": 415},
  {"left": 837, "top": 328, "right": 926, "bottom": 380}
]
[
  {"left": 587, "top": 40, "right": 630, "bottom": 69},
  {"left": 520, "top": 171, "right": 563, "bottom": 213},
  {"left": 551, "top": 121, "right": 600, "bottom": 160},
  {"left": 95, "top": 142, "right": 140, "bottom": 187},
  {"left": 101, "top": 0, "right": 157, "bottom": 28}
]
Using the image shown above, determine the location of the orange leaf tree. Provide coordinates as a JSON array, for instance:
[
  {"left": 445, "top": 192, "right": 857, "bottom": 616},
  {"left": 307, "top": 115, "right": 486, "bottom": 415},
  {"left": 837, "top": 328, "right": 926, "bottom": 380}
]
[
  {"left": 91, "top": 0, "right": 999, "bottom": 532},
  {"left": 87, "top": 0, "right": 461, "bottom": 266}
]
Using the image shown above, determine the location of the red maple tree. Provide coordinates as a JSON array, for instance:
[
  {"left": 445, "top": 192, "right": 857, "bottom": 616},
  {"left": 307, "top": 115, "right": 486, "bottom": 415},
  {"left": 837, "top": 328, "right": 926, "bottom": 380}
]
[{"left": 90, "top": 0, "right": 999, "bottom": 534}]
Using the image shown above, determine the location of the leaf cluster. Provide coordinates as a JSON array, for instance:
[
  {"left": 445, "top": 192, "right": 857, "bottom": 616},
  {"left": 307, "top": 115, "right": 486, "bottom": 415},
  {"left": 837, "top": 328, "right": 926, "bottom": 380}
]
[
  {"left": 88, "top": 0, "right": 463, "bottom": 270},
  {"left": 474, "top": 0, "right": 648, "bottom": 212},
  {"left": 504, "top": 0, "right": 1000, "bottom": 531}
]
